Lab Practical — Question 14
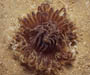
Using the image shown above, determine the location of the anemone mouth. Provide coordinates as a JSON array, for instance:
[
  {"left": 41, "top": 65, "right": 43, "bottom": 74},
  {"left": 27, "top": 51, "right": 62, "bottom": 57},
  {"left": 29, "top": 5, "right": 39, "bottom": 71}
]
[{"left": 9, "top": 3, "right": 77, "bottom": 75}]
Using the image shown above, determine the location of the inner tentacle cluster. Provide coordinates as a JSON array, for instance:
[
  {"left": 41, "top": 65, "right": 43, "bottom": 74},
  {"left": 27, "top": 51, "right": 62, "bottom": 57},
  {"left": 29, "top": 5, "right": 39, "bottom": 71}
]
[
  {"left": 10, "top": 3, "right": 77, "bottom": 75},
  {"left": 30, "top": 21, "right": 62, "bottom": 54}
]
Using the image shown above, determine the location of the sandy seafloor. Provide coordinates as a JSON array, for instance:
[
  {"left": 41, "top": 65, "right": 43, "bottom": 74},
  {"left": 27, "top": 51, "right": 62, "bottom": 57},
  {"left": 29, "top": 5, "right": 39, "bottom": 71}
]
[{"left": 0, "top": 0, "right": 90, "bottom": 75}]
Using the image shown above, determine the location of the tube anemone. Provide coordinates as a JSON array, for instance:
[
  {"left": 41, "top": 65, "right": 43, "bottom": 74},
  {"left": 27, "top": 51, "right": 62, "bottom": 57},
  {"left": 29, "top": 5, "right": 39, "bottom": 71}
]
[{"left": 9, "top": 3, "right": 77, "bottom": 75}]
